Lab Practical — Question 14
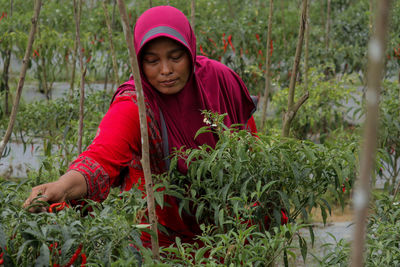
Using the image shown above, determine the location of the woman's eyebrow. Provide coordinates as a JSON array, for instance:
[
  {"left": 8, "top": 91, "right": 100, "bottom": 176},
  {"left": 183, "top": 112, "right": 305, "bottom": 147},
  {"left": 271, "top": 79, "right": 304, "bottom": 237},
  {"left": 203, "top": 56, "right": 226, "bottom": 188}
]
[{"left": 144, "top": 47, "right": 184, "bottom": 56}]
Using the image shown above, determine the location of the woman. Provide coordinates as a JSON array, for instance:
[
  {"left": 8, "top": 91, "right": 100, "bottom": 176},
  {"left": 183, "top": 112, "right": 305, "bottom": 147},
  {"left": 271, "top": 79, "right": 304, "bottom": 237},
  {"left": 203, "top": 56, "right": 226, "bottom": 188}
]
[{"left": 24, "top": 6, "right": 257, "bottom": 248}]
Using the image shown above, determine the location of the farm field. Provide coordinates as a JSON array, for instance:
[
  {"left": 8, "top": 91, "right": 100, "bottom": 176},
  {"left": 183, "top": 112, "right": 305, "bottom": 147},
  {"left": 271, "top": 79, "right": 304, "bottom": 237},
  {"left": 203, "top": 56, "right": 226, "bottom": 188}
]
[{"left": 1, "top": 0, "right": 400, "bottom": 266}]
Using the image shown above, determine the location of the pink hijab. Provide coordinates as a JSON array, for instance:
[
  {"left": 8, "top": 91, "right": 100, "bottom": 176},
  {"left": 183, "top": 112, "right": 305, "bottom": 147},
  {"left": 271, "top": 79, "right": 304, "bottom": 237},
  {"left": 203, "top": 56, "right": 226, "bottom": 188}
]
[{"left": 115, "top": 6, "right": 256, "bottom": 173}]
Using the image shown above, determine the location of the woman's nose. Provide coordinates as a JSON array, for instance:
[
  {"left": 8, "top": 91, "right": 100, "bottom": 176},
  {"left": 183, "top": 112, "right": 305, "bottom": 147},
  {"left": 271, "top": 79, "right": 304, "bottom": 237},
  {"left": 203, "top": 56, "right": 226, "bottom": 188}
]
[{"left": 160, "top": 60, "right": 173, "bottom": 75}]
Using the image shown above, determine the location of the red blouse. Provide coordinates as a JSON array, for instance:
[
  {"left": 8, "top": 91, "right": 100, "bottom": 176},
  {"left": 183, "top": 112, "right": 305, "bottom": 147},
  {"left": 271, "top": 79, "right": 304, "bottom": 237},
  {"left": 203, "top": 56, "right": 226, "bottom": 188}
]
[{"left": 68, "top": 90, "right": 258, "bottom": 248}]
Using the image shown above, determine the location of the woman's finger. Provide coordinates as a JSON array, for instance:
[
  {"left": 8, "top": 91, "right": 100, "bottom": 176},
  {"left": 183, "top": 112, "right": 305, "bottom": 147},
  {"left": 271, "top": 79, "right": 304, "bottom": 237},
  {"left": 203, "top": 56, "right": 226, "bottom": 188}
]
[{"left": 23, "top": 186, "right": 49, "bottom": 212}]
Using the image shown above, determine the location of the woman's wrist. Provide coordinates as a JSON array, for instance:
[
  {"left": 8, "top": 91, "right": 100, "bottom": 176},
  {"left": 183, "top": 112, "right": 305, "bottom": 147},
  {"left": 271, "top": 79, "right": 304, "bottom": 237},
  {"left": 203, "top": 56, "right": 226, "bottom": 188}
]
[{"left": 58, "top": 170, "right": 88, "bottom": 200}]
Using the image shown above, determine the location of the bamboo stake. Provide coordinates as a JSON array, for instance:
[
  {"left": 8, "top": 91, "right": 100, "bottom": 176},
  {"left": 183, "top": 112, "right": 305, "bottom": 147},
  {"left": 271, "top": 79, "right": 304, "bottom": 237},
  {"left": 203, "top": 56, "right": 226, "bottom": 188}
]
[
  {"left": 0, "top": 0, "right": 42, "bottom": 159},
  {"left": 102, "top": 1, "right": 120, "bottom": 86},
  {"left": 117, "top": 0, "right": 160, "bottom": 260},
  {"left": 260, "top": 0, "right": 274, "bottom": 130},
  {"left": 1, "top": 0, "right": 13, "bottom": 115},
  {"left": 350, "top": 1, "right": 392, "bottom": 266},
  {"left": 69, "top": 0, "right": 78, "bottom": 101},
  {"left": 73, "top": 0, "right": 86, "bottom": 155},
  {"left": 304, "top": 0, "right": 310, "bottom": 90},
  {"left": 325, "top": 0, "right": 331, "bottom": 51},
  {"left": 282, "top": 0, "right": 309, "bottom": 137},
  {"left": 191, "top": 0, "right": 195, "bottom": 32}
]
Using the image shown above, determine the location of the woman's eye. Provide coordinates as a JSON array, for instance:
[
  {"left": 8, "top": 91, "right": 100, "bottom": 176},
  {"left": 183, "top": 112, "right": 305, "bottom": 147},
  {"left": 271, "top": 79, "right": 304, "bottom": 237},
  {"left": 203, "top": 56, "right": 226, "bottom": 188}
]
[
  {"left": 171, "top": 53, "right": 183, "bottom": 61},
  {"left": 144, "top": 58, "right": 158, "bottom": 64}
]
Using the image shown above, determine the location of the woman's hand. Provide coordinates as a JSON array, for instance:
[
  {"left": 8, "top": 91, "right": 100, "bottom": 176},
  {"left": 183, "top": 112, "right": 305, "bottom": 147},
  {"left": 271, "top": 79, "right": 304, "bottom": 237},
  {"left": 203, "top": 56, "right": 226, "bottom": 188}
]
[
  {"left": 23, "top": 181, "right": 68, "bottom": 212},
  {"left": 23, "top": 170, "right": 87, "bottom": 212}
]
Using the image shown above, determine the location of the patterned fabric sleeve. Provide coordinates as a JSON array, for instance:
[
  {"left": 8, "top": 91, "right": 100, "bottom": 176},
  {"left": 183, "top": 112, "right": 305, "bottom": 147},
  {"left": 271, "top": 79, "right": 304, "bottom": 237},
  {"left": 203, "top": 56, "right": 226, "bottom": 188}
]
[{"left": 69, "top": 156, "right": 110, "bottom": 202}]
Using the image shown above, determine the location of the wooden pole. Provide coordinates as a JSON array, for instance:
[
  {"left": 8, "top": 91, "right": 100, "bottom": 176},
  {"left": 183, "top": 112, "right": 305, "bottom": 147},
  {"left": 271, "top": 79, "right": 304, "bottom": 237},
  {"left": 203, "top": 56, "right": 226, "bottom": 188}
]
[
  {"left": 0, "top": 0, "right": 42, "bottom": 158},
  {"left": 191, "top": 0, "right": 195, "bottom": 32},
  {"left": 325, "top": 0, "right": 331, "bottom": 51},
  {"left": 102, "top": 1, "right": 120, "bottom": 86},
  {"left": 73, "top": 0, "right": 86, "bottom": 155},
  {"left": 282, "top": 0, "right": 309, "bottom": 137},
  {"left": 350, "top": 0, "right": 392, "bottom": 266},
  {"left": 260, "top": 0, "right": 274, "bottom": 130},
  {"left": 117, "top": 0, "right": 160, "bottom": 260},
  {"left": 304, "top": 0, "right": 310, "bottom": 90}
]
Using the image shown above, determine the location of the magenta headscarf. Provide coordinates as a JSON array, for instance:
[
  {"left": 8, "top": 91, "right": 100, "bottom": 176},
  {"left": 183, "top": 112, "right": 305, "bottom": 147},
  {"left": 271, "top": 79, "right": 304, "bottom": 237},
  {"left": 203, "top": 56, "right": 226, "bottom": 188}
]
[{"left": 114, "top": 6, "right": 256, "bottom": 173}]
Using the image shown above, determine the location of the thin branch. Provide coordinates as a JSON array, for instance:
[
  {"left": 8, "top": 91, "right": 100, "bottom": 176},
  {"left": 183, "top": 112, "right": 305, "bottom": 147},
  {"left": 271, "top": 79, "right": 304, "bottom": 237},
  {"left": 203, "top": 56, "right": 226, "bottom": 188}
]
[
  {"left": 260, "top": 0, "right": 274, "bottom": 130},
  {"left": 0, "top": 0, "right": 42, "bottom": 158},
  {"left": 191, "top": 0, "right": 195, "bottom": 32},
  {"left": 350, "top": 0, "right": 392, "bottom": 266},
  {"left": 325, "top": 0, "right": 331, "bottom": 50},
  {"left": 304, "top": 0, "right": 310, "bottom": 90},
  {"left": 282, "top": 0, "right": 308, "bottom": 137},
  {"left": 74, "top": 0, "right": 86, "bottom": 155},
  {"left": 102, "top": 0, "right": 120, "bottom": 86},
  {"left": 117, "top": 0, "right": 160, "bottom": 260}
]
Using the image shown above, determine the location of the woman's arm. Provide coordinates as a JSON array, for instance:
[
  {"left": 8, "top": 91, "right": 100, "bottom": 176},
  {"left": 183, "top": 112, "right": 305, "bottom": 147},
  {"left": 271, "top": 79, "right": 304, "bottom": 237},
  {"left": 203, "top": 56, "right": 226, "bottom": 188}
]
[
  {"left": 23, "top": 170, "right": 87, "bottom": 212},
  {"left": 24, "top": 93, "right": 142, "bottom": 211}
]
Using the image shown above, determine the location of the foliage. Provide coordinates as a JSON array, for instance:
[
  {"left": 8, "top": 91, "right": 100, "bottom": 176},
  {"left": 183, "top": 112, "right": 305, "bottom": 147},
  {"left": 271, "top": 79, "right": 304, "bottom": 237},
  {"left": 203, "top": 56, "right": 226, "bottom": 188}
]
[
  {"left": 377, "top": 80, "right": 400, "bottom": 193},
  {"left": 156, "top": 112, "right": 357, "bottom": 264},
  {"left": 268, "top": 68, "right": 360, "bottom": 141},
  {"left": 0, "top": 179, "right": 150, "bottom": 266},
  {"left": 314, "top": 193, "right": 400, "bottom": 266}
]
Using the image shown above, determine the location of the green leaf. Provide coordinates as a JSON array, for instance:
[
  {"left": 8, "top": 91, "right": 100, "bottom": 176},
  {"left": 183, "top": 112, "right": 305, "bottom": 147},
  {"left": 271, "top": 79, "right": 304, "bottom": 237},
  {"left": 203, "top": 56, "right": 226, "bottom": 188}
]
[
  {"left": 195, "top": 202, "right": 205, "bottom": 222},
  {"left": 35, "top": 243, "right": 50, "bottom": 267},
  {"left": 154, "top": 191, "right": 164, "bottom": 209},
  {"left": 61, "top": 238, "right": 76, "bottom": 256},
  {"left": 299, "top": 235, "right": 307, "bottom": 262},
  {"left": 195, "top": 247, "right": 209, "bottom": 263},
  {"left": 218, "top": 209, "right": 224, "bottom": 228},
  {"left": 321, "top": 205, "right": 327, "bottom": 225},
  {"left": 308, "top": 225, "right": 315, "bottom": 247}
]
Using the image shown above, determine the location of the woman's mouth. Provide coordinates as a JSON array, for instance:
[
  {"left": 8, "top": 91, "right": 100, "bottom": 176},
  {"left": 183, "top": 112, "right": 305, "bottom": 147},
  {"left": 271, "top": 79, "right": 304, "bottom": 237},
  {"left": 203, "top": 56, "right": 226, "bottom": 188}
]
[{"left": 160, "top": 78, "right": 178, "bottom": 87}]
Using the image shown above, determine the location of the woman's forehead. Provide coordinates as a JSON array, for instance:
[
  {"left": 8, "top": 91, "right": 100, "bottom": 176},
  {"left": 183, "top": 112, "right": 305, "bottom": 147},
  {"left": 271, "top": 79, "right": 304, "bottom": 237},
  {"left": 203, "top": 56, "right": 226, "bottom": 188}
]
[{"left": 142, "top": 37, "right": 186, "bottom": 54}]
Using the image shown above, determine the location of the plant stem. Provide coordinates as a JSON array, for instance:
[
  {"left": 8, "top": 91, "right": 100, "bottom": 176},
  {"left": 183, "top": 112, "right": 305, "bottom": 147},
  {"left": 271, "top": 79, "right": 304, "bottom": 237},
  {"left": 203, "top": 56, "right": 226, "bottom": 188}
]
[
  {"left": 191, "top": 0, "right": 195, "bottom": 32},
  {"left": 350, "top": 1, "right": 392, "bottom": 266},
  {"left": 102, "top": 1, "right": 120, "bottom": 87},
  {"left": 0, "top": 0, "right": 42, "bottom": 159},
  {"left": 260, "top": 0, "right": 274, "bottom": 131},
  {"left": 73, "top": 0, "right": 86, "bottom": 155},
  {"left": 117, "top": 0, "right": 160, "bottom": 260},
  {"left": 282, "top": 0, "right": 309, "bottom": 137}
]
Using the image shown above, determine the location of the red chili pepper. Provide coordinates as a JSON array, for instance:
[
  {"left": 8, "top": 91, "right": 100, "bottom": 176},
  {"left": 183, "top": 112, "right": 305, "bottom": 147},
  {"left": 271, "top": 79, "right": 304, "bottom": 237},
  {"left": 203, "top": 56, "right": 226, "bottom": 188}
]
[
  {"left": 258, "top": 49, "right": 263, "bottom": 56},
  {"left": 222, "top": 33, "right": 228, "bottom": 53},
  {"left": 227, "top": 35, "right": 235, "bottom": 53},
  {"left": 0, "top": 252, "right": 4, "bottom": 265},
  {"left": 255, "top": 33, "right": 260, "bottom": 43},
  {"left": 53, "top": 264, "right": 60, "bottom": 267},
  {"left": 33, "top": 49, "right": 40, "bottom": 58},
  {"left": 80, "top": 253, "right": 87, "bottom": 267},
  {"left": 199, "top": 45, "right": 207, "bottom": 56},
  {"left": 258, "top": 63, "right": 263, "bottom": 70},
  {"left": 63, "top": 244, "right": 82, "bottom": 267},
  {"left": 86, "top": 55, "right": 92, "bottom": 63},
  {"left": 208, "top": 38, "right": 217, "bottom": 48},
  {"left": 49, "top": 202, "right": 69, "bottom": 213},
  {"left": 342, "top": 184, "right": 346, "bottom": 193}
]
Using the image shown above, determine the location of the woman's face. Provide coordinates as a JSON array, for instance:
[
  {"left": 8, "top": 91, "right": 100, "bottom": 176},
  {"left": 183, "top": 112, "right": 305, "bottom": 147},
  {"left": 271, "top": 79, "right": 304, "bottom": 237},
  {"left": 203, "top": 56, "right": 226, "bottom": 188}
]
[{"left": 142, "top": 37, "right": 191, "bottom": 95}]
